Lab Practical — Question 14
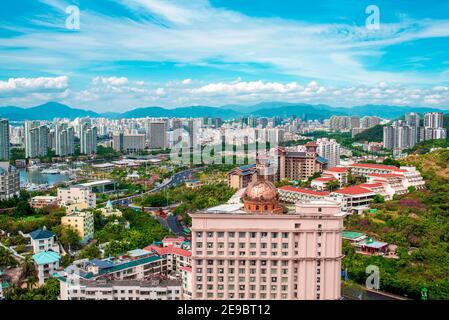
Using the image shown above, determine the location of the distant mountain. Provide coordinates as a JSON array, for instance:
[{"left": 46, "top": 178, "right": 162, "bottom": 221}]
[
  {"left": 0, "top": 101, "right": 447, "bottom": 121},
  {"left": 121, "top": 106, "right": 240, "bottom": 119},
  {"left": 0, "top": 102, "right": 99, "bottom": 120}
]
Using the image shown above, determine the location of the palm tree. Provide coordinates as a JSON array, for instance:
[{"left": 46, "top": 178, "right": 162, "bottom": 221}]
[
  {"left": 20, "top": 256, "right": 36, "bottom": 281},
  {"left": 25, "top": 276, "right": 38, "bottom": 290}
]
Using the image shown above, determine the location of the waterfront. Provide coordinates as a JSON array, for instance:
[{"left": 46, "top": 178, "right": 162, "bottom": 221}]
[{"left": 19, "top": 168, "right": 70, "bottom": 187}]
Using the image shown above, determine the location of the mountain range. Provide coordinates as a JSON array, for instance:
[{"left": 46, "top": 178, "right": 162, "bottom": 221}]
[{"left": 0, "top": 101, "right": 447, "bottom": 121}]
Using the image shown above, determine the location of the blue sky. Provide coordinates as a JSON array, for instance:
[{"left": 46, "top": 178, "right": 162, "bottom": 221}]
[{"left": 0, "top": 0, "right": 449, "bottom": 112}]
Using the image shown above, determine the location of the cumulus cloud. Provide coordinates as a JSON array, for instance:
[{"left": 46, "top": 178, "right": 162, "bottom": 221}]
[
  {"left": 0, "top": 76, "right": 69, "bottom": 92},
  {"left": 92, "top": 76, "right": 129, "bottom": 86},
  {"left": 182, "top": 79, "right": 192, "bottom": 85}
]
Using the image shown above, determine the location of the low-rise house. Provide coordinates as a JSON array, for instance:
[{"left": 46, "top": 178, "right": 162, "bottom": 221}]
[
  {"left": 30, "top": 196, "right": 59, "bottom": 209},
  {"left": 33, "top": 250, "right": 61, "bottom": 285},
  {"left": 311, "top": 176, "right": 337, "bottom": 190},
  {"left": 99, "top": 200, "right": 122, "bottom": 217},
  {"left": 185, "top": 179, "right": 203, "bottom": 188},
  {"left": 29, "top": 227, "right": 60, "bottom": 254},
  {"left": 342, "top": 231, "right": 389, "bottom": 256}
]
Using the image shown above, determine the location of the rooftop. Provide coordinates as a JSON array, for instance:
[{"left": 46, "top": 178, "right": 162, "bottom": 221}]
[
  {"left": 333, "top": 185, "right": 374, "bottom": 196},
  {"left": 29, "top": 228, "right": 55, "bottom": 240},
  {"left": 325, "top": 167, "right": 348, "bottom": 173},
  {"left": 33, "top": 251, "right": 60, "bottom": 265},
  {"left": 342, "top": 231, "right": 366, "bottom": 240},
  {"left": 278, "top": 185, "right": 330, "bottom": 196}
]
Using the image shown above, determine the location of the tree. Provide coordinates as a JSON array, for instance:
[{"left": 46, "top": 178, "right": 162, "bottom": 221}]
[
  {"left": 327, "top": 180, "right": 340, "bottom": 192},
  {"left": 408, "top": 186, "right": 417, "bottom": 193},
  {"left": 373, "top": 194, "right": 385, "bottom": 204},
  {"left": 53, "top": 226, "right": 81, "bottom": 251},
  {"left": 20, "top": 255, "right": 36, "bottom": 281},
  {"left": 0, "top": 246, "right": 16, "bottom": 268}
]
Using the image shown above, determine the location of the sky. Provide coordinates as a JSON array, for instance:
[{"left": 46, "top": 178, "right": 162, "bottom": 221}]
[{"left": 0, "top": 0, "right": 449, "bottom": 112}]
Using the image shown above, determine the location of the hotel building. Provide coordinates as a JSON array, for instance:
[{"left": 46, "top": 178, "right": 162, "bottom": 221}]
[{"left": 190, "top": 177, "right": 345, "bottom": 300}]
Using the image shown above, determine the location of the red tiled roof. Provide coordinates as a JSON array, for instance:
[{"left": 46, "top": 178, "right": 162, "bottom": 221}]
[
  {"left": 313, "top": 176, "right": 337, "bottom": 182},
  {"left": 162, "top": 237, "right": 185, "bottom": 243},
  {"left": 325, "top": 167, "right": 348, "bottom": 173},
  {"left": 180, "top": 266, "right": 192, "bottom": 272},
  {"left": 278, "top": 186, "right": 330, "bottom": 196},
  {"left": 144, "top": 245, "right": 192, "bottom": 257},
  {"left": 333, "top": 186, "right": 373, "bottom": 195},
  {"left": 359, "top": 183, "right": 383, "bottom": 188},
  {"left": 351, "top": 163, "right": 405, "bottom": 172},
  {"left": 305, "top": 142, "right": 318, "bottom": 147}
]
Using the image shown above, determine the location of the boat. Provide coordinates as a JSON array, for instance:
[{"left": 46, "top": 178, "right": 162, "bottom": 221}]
[{"left": 41, "top": 169, "right": 61, "bottom": 174}]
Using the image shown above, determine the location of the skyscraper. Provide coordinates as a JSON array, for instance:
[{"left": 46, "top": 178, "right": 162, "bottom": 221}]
[
  {"left": 55, "top": 124, "right": 75, "bottom": 157},
  {"left": 316, "top": 138, "right": 341, "bottom": 169},
  {"left": 24, "top": 121, "right": 49, "bottom": 158},
  {"left": 424, "top": 112, "right": 444, "bottom": 129},
  {"left": 0, "top": 119, "right": 10, "bottom": 160},
  {"left": 80, "top": 124, "right": 97, "bottom": 155},
  {"left": 147, "top": 121, "right": 168, "bottom": 149}
]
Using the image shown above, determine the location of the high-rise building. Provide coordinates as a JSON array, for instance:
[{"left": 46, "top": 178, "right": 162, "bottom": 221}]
[
  {"left": 424, "top": 112, "right": 444, "bottom": 129},
  {"left": 0, "top": 119, "right": 10, "bottom": 160},
  {"left": 24, "top": 121, "right": 49, "bottom": 158},
  {"left": 80, "top": 124, "right": 97, "bottom": 155},
  {"left": 383, "top": 121, "right": 417, "bottom": 150},
  {"left": 55, "top": 124, "right": 75, "bottom": 157},
  {"left": 278, "top": 142, "right": 328, "bottom": 181},
  {"left": 147, "top": 121, "right": 168, "bottom": 149},
  {"left": 112, "top": 133, "right": 145, "bottom": 153},
  {"left": 190, "top": 178, "right": 345, "bottom": 300},
  {"left": 316, "top": 138, "right": 341, "bottom": 169}
]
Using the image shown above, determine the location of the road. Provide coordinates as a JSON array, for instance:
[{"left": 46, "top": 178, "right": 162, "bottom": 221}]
[{"left": 110, "top": 167, "right": 202, "bottom": 207}]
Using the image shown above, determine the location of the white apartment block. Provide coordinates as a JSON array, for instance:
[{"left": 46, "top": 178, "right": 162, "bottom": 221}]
[
  {"left": 57, "top": 186, "right": 96, "bottom": 208},
  {"left": 59, "top": 279, "right": 182, "bottom": 300},
  {"left": 0, "top": 162, "right": 20, "bottom": 200},
  {"left": 316, "top": 138, "right": 341, "bottom": 169}
]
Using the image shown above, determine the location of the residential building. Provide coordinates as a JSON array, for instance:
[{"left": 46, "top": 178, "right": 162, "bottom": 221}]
[
  {"left": 0, "top": 119, "right": 10, "bottom": 160},
  {"left": 59, "top": 278, "right": 182, "bottom": 300},
  {"left": 99, "top": 200, "right": 122, "bottom": 217},
  {"left": 227, "top": 164, "right": 257, "bottom": 189},
  {"left": 316, "top": 138, "right": 340, "bottom": 168},
  {"left": 424, "top": 112, "right": 444, "bottom": 128},
  {"left": 277, "top": 186, "right": 330, "bottom": 203},
  {"left": 24, "top": 121, "right": 49, "bottom": 158},
  {"left": 55, "top": 124, "right": 75, "bottom": 157},
  {"left": 112, "top": 133, "right": 145, "bottom": 154},
  {"left": 277, "top": 142, "right": 327, "bottom": 181},
  {"left": 0, "top": 162, "right": 20, "bottom": 200},
  {"left": 144, "top": 245, "right": 191, "bottom": 277},
  {"left": 147, "top": 121, "right": 168, "bottom": 149},
  {"left": 330, "top": 186, "right": 375, "bottom": 214},
  {"left": 32, "top": 250, "right": 60, "bottom": 285},
  {"left": 322, "top": 167, "right": 349, "bottom": 185},
  {"left": 61, "top": 211, "right": 95, "bottom": 243},
  {"left": 29, "top": 227, "right": 60, "bottom": 254},
  {"left": 190, "top": 178, "right": 345, "bottom": 300},
  {"left": 80, "top": 124, "right": 97, "bottom": 155},
  {"left": 30, "top": 196, "right": 59, "bottom": 209},
  {"left": 57, "top": 186, "right": 96, "bottom": 208}
]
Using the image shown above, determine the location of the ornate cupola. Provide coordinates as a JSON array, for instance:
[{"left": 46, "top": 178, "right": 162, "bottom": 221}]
[{"left": 242, "top": 176, "right": 283, "bottom": 214}]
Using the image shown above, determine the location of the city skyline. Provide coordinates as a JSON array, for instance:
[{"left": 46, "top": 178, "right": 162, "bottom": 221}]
[{"left": 1, "top": 0, "right": 449, "bottom": 111}]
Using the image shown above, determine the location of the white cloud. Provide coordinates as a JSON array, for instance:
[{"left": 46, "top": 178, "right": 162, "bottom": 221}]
[
  {"left": 182, "top": 78, "right": 192, "bottom": 85},
  {"left": 0, "top": 76, "right": 69, "bottom": 92},
  {"left": 92, "top": 76, "right": 129, "bottom": 86}
]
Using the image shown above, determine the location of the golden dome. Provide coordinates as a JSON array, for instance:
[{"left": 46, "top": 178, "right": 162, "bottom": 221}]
[{"left": 244, "top": 178, "right": 278, "bottom": 202}]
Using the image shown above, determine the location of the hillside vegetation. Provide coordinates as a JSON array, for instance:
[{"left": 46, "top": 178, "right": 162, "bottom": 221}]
[{"left": 343, "top": 149, "right": 449, "bottom": 299}]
